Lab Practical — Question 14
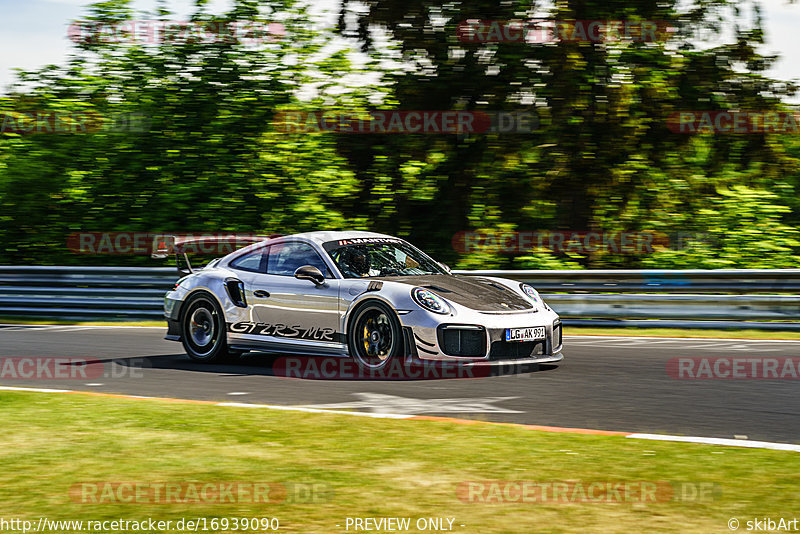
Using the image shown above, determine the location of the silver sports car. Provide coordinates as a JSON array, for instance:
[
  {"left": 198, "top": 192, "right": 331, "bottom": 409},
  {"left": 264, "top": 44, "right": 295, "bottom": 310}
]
[{"left": 160, "top": 231, "right": 563, "bottom": 369}]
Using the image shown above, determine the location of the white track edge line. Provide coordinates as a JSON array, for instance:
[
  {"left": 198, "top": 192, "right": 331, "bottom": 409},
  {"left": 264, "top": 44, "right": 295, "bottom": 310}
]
[
  {"left": 216, "top": 402, "right": 412, "bottom": 419},
  {"left": 0, "top": 386, "right": 412, "bottom": 419},
  {"left": 3, "top": 386, "right": 800, "bottom": 451},
  {"left": 627, "top": 433, "right": 800, "bottom": 452},
  {"left": 0, "top": 385, "right": 73, "bottom": 393}
]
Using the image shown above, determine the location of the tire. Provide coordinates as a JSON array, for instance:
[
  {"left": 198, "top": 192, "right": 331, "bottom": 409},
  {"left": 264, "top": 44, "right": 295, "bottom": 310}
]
[
  {"left": 347, "top": 300, "right": 403, "bottom": 371},
  {"left": 180, "top": 292, "right": 236, "bottom": 362}
]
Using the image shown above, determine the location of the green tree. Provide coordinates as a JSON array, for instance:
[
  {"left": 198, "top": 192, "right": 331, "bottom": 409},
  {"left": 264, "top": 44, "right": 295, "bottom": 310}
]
[
  {"left": 0, "top": 0, "right": 365, "bottom": 264},
  {"left": 338, "top": 0, "right": 798, "bottom": 268}
]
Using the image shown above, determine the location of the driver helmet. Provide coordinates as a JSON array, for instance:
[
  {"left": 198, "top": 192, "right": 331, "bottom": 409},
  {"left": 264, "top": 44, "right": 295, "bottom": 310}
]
[
  {"left": 349, "top": 246, "right": 371, "bottom": 276},
  {"left": 338, "top": 246, "right": 371, "bottom": 277}
]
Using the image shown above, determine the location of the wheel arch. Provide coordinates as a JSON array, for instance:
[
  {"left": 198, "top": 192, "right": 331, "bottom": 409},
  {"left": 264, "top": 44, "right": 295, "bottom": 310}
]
[
  {"left": 343, "top": 294, "right": 399, "bottom": 337},
  {"left": 179, "top": 288, "right": 228, "bottom": 330},
  {"left": 178, "top": 286, "right": 225, "bottom": 319},
  {"left": 344, "top": 296, "right": 414, "bottom": 365}
]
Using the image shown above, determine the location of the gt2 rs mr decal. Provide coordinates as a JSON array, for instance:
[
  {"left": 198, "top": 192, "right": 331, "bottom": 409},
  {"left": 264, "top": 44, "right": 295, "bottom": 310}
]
[{"left": 228, "top": 321, "right": 339, "bottom": 342}]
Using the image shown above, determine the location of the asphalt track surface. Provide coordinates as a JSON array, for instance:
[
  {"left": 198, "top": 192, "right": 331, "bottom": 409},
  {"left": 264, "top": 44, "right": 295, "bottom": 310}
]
[{"left": 1, "top": 325, "right": 800, "bottom": 443}]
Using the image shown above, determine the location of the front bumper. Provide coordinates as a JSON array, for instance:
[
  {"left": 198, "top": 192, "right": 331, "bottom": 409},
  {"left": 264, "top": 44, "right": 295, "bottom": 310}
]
[
  {"left": 403, "top": 310, "right": 563, "bottom": 363},
  {"left": 461, "top": 351, "right": 563, "bottom": 367}
]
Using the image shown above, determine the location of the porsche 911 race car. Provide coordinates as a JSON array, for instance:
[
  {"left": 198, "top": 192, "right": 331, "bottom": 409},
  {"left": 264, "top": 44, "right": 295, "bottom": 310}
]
[{"left": 160, "top": 231, "right": 563, "bottom": 369}]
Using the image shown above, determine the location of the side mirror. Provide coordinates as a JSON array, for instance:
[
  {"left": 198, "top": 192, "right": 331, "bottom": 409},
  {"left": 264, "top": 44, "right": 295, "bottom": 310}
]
[
  {"left": 294, "top": 265, "right": 326, "bottom": 286},
  {"left": 439, "top": 262, "right": 452, "bottom": 274}
]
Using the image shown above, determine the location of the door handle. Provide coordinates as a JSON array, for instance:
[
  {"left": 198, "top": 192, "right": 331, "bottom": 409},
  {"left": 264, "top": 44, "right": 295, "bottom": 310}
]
[{"left": 253, "top": 290, "right": 270, "bottom": 298}]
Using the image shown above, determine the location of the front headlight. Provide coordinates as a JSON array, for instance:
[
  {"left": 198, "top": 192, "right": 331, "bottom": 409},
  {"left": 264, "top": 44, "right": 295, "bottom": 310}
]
[
  {"left": 520, "top": 283, "right": 551, "bottom": 311},
  {"left": 411, "top": 287, "right": 450, "bottom": 314}
]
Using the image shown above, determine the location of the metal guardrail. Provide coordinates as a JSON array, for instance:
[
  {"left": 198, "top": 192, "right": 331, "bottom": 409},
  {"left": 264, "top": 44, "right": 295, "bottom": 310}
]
[
  {"left": 453, "top": 269, "right": 800, "bottom": 293},
  {"left": 0, "top": 266, "right": 799, "bottom": 329},
  {"left": 0, "top": 266, "right": 175, "bottom": 319},
  {"left": 454, "top": 270, "right": 800, "bottom": 330}
]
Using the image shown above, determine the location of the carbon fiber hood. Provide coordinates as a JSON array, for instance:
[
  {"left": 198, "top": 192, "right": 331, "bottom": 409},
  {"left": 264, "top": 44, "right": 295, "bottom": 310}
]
[{"left": 377, "top": 274, "right": 534, "bottom": 312}]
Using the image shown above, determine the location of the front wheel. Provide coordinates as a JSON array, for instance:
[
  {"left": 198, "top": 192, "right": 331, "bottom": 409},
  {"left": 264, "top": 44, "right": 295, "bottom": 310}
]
[
  {"left": 181, "top": 293, "right": 236, "bottom": 362},
  {"left": 347, "top": 301, "right": 403, "bottom": 371}
]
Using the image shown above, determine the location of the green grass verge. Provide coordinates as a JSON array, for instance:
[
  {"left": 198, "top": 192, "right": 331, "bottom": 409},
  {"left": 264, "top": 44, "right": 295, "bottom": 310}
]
[
  {"left": 1, "top": 391, "right": 799, "bottom": 533},
  {"left": 0, "top": 317, "right": 165, "bottom": 327},
  {"left": 564, "top": 327, "right": 800, "bottom": 340}
]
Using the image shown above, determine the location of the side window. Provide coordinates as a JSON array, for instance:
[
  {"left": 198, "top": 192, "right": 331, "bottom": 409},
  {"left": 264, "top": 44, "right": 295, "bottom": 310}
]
[
  {"left": 229, "top": 247, "right": 267, "bottom": 273},
  {"left": 266, "top": 242, "right": 329, "bottom": 277}
]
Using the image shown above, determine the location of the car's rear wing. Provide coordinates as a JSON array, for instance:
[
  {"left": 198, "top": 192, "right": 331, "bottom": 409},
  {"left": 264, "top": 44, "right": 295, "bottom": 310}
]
[{"left": 150, "top": 234, "right": 277, "bottom": 274}]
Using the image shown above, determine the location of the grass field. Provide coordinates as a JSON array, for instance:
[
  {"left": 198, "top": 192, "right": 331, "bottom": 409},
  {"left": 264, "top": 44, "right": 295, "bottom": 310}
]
[{"left": 1, "top": 390, "right": 798, "bottom": 533}]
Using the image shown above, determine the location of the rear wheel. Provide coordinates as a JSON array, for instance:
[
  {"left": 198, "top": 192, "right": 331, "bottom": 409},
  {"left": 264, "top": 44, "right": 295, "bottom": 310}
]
[
  {"left": 181, "top": 292, "right": 237, "bottom": 362},
  {"left": 348, "top": 301, "right": 402, "bottom": 371}
]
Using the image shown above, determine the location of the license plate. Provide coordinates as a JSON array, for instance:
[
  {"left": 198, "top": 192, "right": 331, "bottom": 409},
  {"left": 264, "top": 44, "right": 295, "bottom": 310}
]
[{"left": 505, "top": 327, "right": 546, "bottom": 342}]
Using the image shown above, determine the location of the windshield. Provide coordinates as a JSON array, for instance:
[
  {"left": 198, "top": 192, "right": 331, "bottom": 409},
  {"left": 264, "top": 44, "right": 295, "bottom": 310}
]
[{"left": 323, "top": 238, "right": 446, "bottom": 278}]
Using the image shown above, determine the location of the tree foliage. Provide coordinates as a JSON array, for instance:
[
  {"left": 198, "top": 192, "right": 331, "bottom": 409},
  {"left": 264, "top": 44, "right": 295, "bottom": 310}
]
[{"left": 0, "top": 0, "right": 798, "bottom": 268}]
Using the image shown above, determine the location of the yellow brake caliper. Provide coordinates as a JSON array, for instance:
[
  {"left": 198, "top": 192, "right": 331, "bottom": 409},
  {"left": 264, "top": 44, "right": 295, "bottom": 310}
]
[{"left": 362, "top": 318, "right": 372, "bottom": 354}]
